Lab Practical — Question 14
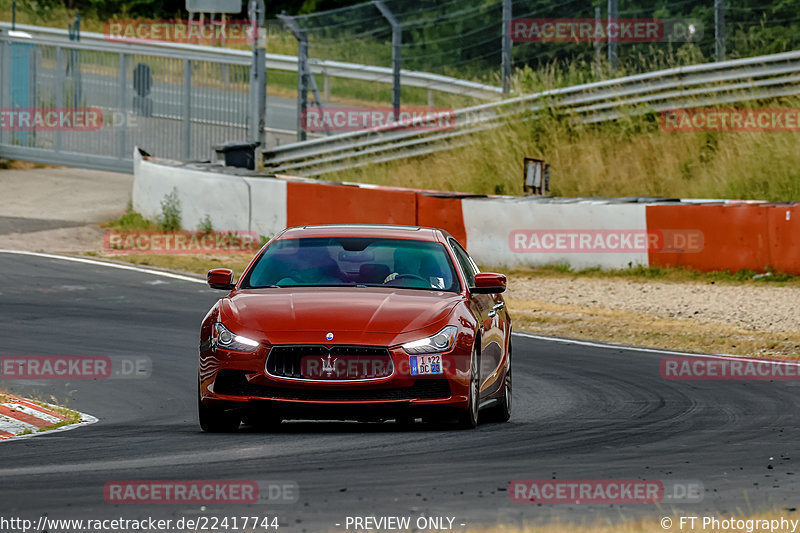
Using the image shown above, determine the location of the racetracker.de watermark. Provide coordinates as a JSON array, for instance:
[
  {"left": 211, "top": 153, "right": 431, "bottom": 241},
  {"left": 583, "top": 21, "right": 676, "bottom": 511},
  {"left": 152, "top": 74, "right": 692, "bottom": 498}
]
[
  {"left": 104, "top": 20, "right": 255, "bottom": 44},
  {"left": 509, "top": 229, "right": 704, "bottom": 254},
  {"left": 1, "top": 515, "right": 280, "bottom": 532},
  {"left": 1, "top": 356, "right": 151, "bottom": 379},
  {"left": 0, "top": 108, "right": 103, "bottom": 132},
  {"left": 104, "top": 480, "right": 298, "bottom": 504},
  {"left": 104, "top": 230, "right": 260, "bottom": 255},
  {"left": 510, "top": 18, "right": 701, "bottom": 42},
  {"left": 661, "top": 356, "right": 800, "bottom": 380},
  {"left": 301, "top": 107, "right": 455, "bottom": 132},
  {"left": 509, "top": 479, "right": 703, "bottom": 503},
  {"left": 661, "top": 108, "right": 800, "bottom": 132},
  {"left": 298, "top": 355, "right": 462, "bottom": 380}
]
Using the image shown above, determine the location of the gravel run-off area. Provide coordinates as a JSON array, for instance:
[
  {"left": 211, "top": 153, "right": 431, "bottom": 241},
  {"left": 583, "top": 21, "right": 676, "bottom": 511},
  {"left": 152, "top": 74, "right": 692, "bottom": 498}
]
[{"left": 507, "top": 276, "right": 800, "bottom": 358}]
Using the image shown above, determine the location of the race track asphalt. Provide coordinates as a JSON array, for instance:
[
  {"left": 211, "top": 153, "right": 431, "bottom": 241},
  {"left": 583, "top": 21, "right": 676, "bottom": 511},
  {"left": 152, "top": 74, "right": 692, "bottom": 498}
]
[{"left": 1, "top": 251, "right": 798, "bottom": 531}]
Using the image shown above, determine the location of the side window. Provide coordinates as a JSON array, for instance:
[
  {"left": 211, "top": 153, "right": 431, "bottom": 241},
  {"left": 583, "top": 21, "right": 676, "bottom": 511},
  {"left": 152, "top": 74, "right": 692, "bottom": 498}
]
[{"left": 449, "top": 239, "right": 478, "bottom": 287}]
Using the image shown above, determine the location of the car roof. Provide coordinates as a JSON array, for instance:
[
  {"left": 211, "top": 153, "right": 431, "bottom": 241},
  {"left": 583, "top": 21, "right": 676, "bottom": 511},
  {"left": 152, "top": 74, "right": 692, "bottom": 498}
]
[{"left": 278, "top": 224, "right": 446, "bottom": 242}]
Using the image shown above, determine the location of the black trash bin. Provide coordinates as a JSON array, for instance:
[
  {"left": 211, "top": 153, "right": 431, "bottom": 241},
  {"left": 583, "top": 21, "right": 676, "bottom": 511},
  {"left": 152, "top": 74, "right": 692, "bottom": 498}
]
[{"left": 213, "top": 141, "right": 260, "bottom": 170}]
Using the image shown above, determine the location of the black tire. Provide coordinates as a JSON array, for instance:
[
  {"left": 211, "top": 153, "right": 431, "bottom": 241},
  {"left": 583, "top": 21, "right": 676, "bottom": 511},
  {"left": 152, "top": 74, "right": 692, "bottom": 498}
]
[
  {"left": 455, "top": 345, "right": 480, "bottom": 429},
  {"left": 198, "top": 383, "right": 240, "bottom": 433},
  {"left": 484, "top": 361, "right": 512, "bottom": 423}
]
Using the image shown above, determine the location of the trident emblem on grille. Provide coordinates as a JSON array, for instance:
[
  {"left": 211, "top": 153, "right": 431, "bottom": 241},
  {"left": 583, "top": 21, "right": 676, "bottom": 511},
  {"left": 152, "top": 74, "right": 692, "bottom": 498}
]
[{"left": 321, "top": 354, "right": 335, "bottom": 375}]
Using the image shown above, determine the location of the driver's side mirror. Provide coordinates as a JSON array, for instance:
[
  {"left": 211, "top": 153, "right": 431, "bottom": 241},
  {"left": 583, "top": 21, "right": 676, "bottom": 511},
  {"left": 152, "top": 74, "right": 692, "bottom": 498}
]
[
  {"left": 472, "top": 272, "right": 506, "bottom": 294},
  {"left": 208, "top": 268, "right": 235, "bottom": 290}
]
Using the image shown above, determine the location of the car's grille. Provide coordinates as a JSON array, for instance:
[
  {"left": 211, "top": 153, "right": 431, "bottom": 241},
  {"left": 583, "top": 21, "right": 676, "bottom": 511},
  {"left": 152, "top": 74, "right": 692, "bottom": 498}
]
[
  {"left": 214, "top": 369, "right": 450, "bottom": 401},
  {"left": 266, "top": 345, "right": 393, "bottom": 380}
]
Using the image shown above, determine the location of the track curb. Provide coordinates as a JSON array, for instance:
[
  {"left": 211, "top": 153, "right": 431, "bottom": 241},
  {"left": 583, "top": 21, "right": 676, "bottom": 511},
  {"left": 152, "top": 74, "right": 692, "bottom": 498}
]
[{"left": 0, "top": 394, "right": 97, "bottom": 442}]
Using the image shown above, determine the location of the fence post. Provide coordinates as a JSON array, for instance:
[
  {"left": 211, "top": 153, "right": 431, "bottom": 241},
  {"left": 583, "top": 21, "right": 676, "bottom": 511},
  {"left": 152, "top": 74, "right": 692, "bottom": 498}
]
[
  {"left": 67, "top": 12, "right": 82, "bottom": 109},
  {"left": 248, "top": 0, "right": 266, "bottom": 148},
  {"left": 607, "top": 0, "right": 618, "bottom": 71},
  {"left": 55, "top": 46, "right": 64, "bottom": 153},
  {"left": 594, "top": 7, "right": 602, "bottom": 75},
  {"left": 0, "top": 39, "right": 4, "bottom": 147},
  {"left": 118, "top": 53, "right": 127, "bottom": 160},
  {"left": 715, "top": 0, "right": 725, "bottom": 61},
  {"left": 279, "top": 14, "right": 309, "bottom": 142},
  {"left": 183, "top": 58, "right": 192, "bottom": 161},
  {"left": 374, "top": 0, "right": 401, "bottom": 121},
  {"left": 0, "top": 39, "right": 13, "bottom": 148},
  {"left": 501, "top": 0, "right": 511, "bottom": 94},
  {"left": 297, "top": 35, "right": 308, "bottom": 141}
]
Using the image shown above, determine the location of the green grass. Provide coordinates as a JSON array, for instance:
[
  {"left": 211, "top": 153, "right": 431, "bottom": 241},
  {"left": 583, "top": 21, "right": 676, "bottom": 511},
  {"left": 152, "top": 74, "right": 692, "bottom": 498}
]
[
  {"left": 37, "top": 418, "right": 81, "bottom": 432},
  {"left": 104, "top": 211, "right": 158, "bottom": 231},
  {"left": 102, "top": 209, "right": 272, "bottom": 245},
  {"left": 27, "top": 397, "right": 82, "bottom": 423}
]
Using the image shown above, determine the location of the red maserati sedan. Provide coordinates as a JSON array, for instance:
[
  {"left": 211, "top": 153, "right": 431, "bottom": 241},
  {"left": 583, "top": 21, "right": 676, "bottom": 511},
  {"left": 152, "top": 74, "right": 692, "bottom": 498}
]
[{"left": 198, "top": 224, "right": 511, "bottom": 431}]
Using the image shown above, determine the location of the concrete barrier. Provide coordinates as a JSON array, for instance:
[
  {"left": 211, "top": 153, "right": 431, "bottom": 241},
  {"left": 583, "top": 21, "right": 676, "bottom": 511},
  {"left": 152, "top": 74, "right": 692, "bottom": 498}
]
[
  {"left": 245, "top": 177, "right": 287, "bottom": 238},
  {"left": 647, "top": 203, "right": 800, "bottom": 274},
  {"left": 464, "top": 199, "right": 648, "bottom": 269},
  {"left": 133, "top": 150, "right": 251, "bottom": 232},
  {"left": 286, "top": 181, "right": 417, "bottom": 227},
  {"left": 133, "top": 152, "right": 800, "bottom": 273},
  {"left": 767, "top": 205, "right": 800, "bottom": 274}
]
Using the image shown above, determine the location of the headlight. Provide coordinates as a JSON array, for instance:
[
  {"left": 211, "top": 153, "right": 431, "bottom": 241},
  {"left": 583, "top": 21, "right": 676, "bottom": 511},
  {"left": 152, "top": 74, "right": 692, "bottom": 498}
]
[
  {"left": 402, "top": 326, "right": 457, "bottom": 354},
  {"left": 212, "top": 323, "right": 259, "bottom": 352}
]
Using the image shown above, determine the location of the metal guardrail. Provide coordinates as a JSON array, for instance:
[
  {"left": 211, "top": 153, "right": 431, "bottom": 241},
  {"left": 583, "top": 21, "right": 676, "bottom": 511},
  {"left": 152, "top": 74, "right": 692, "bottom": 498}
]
[
  {"left": 0, "top": 23, "right": 503, "bottom": 100},
  {"left": 263, "top": 49, "right": 800, "bottom": 176}
]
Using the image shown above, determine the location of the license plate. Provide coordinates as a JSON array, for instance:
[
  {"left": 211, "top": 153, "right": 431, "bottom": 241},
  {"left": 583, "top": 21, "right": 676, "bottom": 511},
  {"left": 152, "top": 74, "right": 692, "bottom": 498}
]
[{"left": 410, "top": 354, "right": 443, "bottom": 375}]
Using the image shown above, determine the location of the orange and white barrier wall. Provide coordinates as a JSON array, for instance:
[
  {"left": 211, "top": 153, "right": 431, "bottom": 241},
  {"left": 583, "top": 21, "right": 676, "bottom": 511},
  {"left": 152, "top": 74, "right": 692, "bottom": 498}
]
[{"left": 133, "top": 151, "right": 800, "bottom": 273}]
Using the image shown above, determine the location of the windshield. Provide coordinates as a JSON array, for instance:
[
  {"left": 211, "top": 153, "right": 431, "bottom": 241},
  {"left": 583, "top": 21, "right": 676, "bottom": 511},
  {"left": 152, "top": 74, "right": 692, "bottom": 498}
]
[{"left": 242, "top": 237, "right": 460, "bottom": 292}]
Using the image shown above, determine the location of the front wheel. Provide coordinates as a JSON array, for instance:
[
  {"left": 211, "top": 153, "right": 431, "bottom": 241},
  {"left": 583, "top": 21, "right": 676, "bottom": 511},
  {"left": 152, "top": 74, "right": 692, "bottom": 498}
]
[
  {"left": 484, "top": 341, "right": 511, "bottom": 423},
  {"left": 455, "top": 346, "right": 480, "bottom": 429},
  {"left": 484, "top": 364, "right": 511, "bottom": 423}
]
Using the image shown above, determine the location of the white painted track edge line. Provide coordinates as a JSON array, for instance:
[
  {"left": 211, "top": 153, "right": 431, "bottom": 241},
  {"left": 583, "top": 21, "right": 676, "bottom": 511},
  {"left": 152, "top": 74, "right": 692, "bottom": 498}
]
[
  {"left": 0, "top": 250, "right": 205, "bottom": 284},
  {"left": 512, "top": 331, "right": 800, "bottom": 366}
]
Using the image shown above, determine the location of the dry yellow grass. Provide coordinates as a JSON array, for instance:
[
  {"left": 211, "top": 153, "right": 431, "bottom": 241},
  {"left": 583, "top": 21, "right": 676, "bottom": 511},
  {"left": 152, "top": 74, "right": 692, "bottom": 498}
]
[
  {"left": 87, "top": 252, "right": 255, "bottom": 278},
  {"left": 328, "top": 100, "right": 800, "bottom": 201},
  {"left": 508, "top": 296, "right": 800, "bottom": 358},
  {"left": 501, "top": 265, "right": 800, "bottom": 358},
  {"left": 460, "top": 512, "right": 800, "bottom": 533}
]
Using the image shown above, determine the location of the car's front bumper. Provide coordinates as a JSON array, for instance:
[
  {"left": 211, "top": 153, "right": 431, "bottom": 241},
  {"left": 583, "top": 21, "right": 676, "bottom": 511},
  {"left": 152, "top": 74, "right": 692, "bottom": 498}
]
[{"left": 199, "top": 343, "right": 472, "bottom": 417}]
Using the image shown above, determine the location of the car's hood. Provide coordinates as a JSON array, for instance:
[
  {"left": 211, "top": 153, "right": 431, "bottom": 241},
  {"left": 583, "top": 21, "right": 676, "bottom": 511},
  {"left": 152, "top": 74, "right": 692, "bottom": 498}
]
[{"left": 221, "top": 287, "right": 462, "bottom": 340}]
